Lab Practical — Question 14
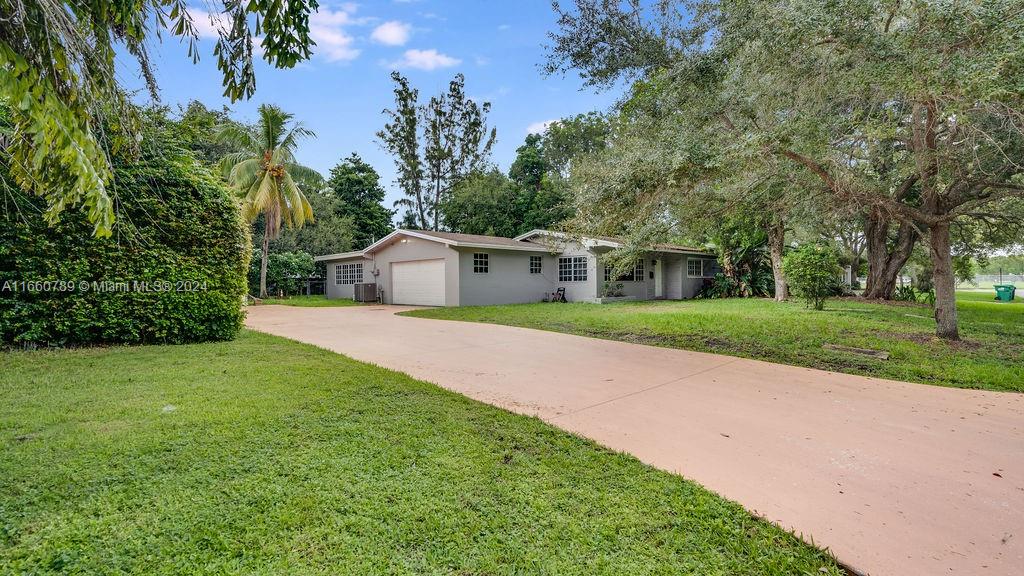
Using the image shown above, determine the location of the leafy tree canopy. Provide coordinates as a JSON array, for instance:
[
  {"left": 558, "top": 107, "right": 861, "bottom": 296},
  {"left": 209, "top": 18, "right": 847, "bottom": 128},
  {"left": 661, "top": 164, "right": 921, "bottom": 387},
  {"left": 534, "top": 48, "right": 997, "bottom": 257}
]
[
  {"left": 546, "top": 0, "right": 1024, "bottom": 339},
  {"left": 441, "top": 170, "right": 521, "bottom": 237},
  {"left": 0, "top": 0, "right": 320, "bottom": 236},
  {"left": 509, "top": 134, "right": 548, "bottom": 191},
  {"left": 440, "top": 130, "right": 577, "bottom": 237},
  {"left": 540, "top": 112, "right": 611, "bottom": 176},
  {"left": 378, "top": 72, "right": 496, "bottom": 230},
  {"left": 326, "top": 153, "right": 395, "bottom": 248}
]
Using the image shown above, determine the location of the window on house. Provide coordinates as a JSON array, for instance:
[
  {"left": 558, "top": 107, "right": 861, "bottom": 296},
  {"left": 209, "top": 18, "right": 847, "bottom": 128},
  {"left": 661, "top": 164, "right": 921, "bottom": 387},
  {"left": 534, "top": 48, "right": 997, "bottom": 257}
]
[
  {"left": 603, "top": 259, "right": 645, "bottom": 282},
  {"left": 529, "top": 255, "right": 542, "bottom": 274},
  {"left": 473, "top": 253, "right": 489, "bottom": 273},
  {"left": 336, "top": 262, "right": 363, "bottom": 285},
  {"left": 687, "top": 258, "right": 705, "bottom": 278},
  {"left": 558, "top": 256, "right": 588, "bottom": 282}
]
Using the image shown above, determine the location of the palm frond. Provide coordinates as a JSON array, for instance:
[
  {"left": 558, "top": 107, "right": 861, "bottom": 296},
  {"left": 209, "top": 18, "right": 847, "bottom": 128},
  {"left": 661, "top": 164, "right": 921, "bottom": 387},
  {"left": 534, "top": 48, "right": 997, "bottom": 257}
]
[
  {"left": 215, "top": 122, "right": 260, "bottom": 154},
  {"left": 220, "top": 152, "right": 260, "bottom": 183},
  {"left": 281, "top": 171, "right": 314, "bottom": 228},
  {"left": 270, "top": 146, "right": 298, "bottom": 166},
  {"left": 257, "top": 104, "right": 293, "bottom": 151},
  {"left": 278, "top": 122, "right": 316, "bottom": 155},
  {"left": 243, "top": 171, "right": 277, "bottom": 221},
  {"left": 284, "top": 162, "right": 323, "bottom": 190},
  {"left": 228, "top": 158, "right": 264, "bottom": 190}
]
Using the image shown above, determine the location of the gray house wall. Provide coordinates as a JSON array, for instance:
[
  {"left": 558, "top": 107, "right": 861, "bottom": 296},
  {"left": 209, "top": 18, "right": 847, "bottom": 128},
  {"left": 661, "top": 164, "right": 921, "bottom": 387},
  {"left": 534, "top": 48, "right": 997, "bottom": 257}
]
[
  {"left": 553, "top": 241, "right": 598, "bottom": 302},
  {"left": 321, "top": 231, "right": 720, "bottom": 306},
  {"left": 596, "top": 253, "right": 650, "bottom": 299},
  {"left": 680, "top": 256, "right": 719, "bottom": 298},
  {"left": 325, "top": 256, "right": 372, "bottom": 299},
  {"left": 457, "top": 249, "right": 556, "bottom": 306}
]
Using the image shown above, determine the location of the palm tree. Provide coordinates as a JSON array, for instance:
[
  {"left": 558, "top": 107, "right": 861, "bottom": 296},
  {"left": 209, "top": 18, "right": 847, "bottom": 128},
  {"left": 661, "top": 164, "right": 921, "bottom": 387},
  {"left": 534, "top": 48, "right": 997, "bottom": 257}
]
[{"left": 217, "top": 104, "right": 322, "bottom": 298}]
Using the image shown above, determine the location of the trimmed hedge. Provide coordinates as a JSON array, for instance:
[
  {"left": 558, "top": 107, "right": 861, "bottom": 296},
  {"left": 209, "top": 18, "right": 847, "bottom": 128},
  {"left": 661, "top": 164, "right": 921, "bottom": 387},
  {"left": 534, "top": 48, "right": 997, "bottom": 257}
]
[{"left": 0, "top": 126, "right": 249, "bottom": 346}]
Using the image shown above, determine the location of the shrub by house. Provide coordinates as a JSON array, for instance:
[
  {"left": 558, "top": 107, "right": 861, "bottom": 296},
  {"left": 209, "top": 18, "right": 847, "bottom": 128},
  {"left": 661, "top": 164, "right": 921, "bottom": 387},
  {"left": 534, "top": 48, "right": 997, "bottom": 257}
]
[{"left": 0, "top": 118, "right": 249, "bottom": 346}]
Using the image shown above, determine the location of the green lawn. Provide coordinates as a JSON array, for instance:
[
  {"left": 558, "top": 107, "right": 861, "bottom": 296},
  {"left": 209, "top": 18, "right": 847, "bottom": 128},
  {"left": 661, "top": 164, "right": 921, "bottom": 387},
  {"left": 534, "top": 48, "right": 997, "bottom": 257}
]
[
  {"left": 406, "top": 291, "right": 1023, "bottom": 392},
  {"left": 257, "top": 295, "right": 359, "bottom": 307},
  {"left": 0, "top": 331, "right": 842, "bottom": 575}
]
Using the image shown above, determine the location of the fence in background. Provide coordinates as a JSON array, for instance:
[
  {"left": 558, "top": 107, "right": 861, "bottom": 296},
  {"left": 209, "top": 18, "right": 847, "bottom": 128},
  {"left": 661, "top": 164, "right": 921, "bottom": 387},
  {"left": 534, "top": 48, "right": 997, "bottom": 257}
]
[{"left": 958, "top": 274, "right": 1024, "bottom": 288}]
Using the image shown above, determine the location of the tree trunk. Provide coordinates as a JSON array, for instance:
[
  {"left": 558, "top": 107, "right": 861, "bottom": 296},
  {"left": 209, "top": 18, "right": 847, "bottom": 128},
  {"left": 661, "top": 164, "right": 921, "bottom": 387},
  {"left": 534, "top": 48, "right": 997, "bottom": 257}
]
[
  {"left": 259, "top": 218, "right": 271, "bottom": 299},
  {"left": 863, "top": 209, "right": 917, "bottom": 299},
  {"left": 767, "top": 217, "right": 788, "bottom": 301},
  {"left": 928, "top": 221, "right": 959, "bottom": 340}
]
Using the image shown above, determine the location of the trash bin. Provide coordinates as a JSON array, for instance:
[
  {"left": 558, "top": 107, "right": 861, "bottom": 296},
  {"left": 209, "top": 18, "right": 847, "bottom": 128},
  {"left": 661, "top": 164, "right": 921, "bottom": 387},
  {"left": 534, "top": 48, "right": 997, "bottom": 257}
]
[{"left": 994, "top": 284, "right": 1016, "bottom": 302}]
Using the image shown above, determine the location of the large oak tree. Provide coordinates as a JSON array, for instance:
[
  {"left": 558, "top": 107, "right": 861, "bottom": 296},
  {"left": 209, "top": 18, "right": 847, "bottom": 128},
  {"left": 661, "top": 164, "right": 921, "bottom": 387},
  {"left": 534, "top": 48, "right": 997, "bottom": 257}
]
[{"left": 547, "top": 0, "right": 1024, "bottom": 339}]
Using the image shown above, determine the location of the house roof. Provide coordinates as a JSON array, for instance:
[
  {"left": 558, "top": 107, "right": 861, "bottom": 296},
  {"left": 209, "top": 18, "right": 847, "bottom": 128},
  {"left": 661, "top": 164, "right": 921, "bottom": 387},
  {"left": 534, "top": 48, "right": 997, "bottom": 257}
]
[
  {"left": 409, "top": 230, "right": 548, "bottom": 249},
  {"left": 515, "top": 229, "right": 714, "bottom": 255},
  {"left": 316, "top": 229, "right": 550, "bottom": 262},
  {"left": 313, "top": 250, "right": 366, "bottom": 263},
  {"left": 315, "top": 228, "right": 715, "bottom": 263}
]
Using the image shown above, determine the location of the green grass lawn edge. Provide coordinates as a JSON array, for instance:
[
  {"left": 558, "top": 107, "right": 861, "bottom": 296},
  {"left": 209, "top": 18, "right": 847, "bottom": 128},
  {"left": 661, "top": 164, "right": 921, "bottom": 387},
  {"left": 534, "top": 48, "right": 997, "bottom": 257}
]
[
  {"left": 0, "top": 330, "right": 844, "bottom": 575},
  {"left": 402, "top": 292, "right": 1023, "bottom": 393}
]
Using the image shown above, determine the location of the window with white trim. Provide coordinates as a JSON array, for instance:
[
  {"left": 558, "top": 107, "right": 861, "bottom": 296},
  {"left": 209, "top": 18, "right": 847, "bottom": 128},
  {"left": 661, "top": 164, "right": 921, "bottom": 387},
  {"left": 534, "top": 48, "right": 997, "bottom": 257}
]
[
  {"left": 687, "top": 258, "right": 705, "bottom": 278},
  {"left": 558, "top": 256, "right": 588, "bottom": 282},
  {"left": 336, "top": 262, "right": 363, "bottom": 285},
  {"left": 603, "top": 259, "right": 645, "bottom": 282},
  {"left": 529, "top": 255, "right": 542, "bottom": 274},
  {"left": 473, "top": 253, "right": 489, "bottom": 274}
]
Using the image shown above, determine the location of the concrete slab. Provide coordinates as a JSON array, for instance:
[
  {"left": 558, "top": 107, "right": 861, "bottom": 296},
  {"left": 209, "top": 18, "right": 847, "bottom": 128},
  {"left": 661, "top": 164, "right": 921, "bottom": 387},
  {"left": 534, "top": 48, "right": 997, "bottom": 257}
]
[{"left": 246, "top": 304, "right": 1024, "bottom": 576}]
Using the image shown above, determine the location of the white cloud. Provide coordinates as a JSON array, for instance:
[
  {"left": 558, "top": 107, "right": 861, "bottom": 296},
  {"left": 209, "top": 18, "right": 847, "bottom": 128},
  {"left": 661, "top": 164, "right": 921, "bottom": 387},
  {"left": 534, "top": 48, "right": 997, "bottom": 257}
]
[
  {"left": 497, "top": 24, "right": 511, "bottom": 30},
  {"left": 371, "top": 21, "right": 412, "bottom": 46},
  {"left": 190, "top": 3, "right": 372, "bottom": 63},
  {"left": 309, "top": 6, "right": 363, "bottom": 62},
  {"left": 188, "top": 8, "right": 228, "bottom": 39},
  {"left": 474, "top": 55, "right": 490, "bottom": 66},
  {"left": 391, "top": 48, "right": 460, "bottom": 71},
  {"left": 527, "top": 119, "right": 557, "bottom": 135}
]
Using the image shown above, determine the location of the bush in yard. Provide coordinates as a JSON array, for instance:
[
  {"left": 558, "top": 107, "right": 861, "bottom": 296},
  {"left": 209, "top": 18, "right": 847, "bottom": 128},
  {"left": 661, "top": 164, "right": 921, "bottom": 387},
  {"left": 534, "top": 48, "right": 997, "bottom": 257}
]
[
  {"left": 0, "top": 112, "right": 250, "bottom": 346},
  {"left": 782, "top": 244, "right": 842, "bottom": 310},
  {"left": 248, "top": 250, "right": 315, "bottom": 297}
]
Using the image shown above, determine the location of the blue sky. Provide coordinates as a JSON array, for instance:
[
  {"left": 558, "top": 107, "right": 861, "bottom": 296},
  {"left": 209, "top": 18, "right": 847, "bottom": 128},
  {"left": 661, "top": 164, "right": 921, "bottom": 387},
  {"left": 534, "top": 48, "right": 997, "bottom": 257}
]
[{"left": 129, "top": 0, "right": 622, "bottom": 209}]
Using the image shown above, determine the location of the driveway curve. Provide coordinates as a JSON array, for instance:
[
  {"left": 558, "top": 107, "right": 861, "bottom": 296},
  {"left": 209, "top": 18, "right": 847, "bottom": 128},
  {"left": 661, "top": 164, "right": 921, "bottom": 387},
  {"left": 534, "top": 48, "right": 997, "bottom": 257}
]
[{"left": 246, "top": 304, "right": 1024, "bottom": 576}]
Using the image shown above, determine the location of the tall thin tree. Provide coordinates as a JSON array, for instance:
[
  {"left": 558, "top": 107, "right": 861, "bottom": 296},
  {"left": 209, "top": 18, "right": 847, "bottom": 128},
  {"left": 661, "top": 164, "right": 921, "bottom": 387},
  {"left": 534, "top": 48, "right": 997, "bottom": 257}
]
[
  {"left": 217, "top": 104, "right": 321, "bottom": 298},
  {"left": 378, "top": 72, "right": 496, "bottom": 230}
]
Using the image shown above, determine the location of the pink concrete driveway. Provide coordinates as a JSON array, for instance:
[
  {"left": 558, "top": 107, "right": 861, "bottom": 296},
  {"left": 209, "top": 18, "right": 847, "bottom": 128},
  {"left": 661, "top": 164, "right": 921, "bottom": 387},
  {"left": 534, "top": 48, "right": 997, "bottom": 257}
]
[{"left": 246, "top": 304, "right": 1024, "bottom": 576}]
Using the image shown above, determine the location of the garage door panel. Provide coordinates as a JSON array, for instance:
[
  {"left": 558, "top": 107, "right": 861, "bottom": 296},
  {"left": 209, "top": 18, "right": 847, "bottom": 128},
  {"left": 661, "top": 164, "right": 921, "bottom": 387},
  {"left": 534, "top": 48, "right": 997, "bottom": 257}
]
[{"left": 392, "top": 259, "right": 445, "bottom": 306}]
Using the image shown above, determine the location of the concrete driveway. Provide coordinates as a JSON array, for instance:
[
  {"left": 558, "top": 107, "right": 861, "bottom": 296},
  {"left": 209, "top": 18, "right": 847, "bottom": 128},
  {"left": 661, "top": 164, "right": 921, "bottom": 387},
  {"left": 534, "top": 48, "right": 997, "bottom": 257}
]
[{"left": 246, "top": 304, "right": 1024, "bottom": 576}]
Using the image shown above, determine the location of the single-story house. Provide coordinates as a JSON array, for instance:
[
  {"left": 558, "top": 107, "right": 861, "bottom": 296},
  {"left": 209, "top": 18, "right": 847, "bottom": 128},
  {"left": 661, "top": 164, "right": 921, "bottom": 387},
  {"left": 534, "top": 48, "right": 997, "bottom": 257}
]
[{"left": 315, "top": 229, "right": 720, "bottom": 306}]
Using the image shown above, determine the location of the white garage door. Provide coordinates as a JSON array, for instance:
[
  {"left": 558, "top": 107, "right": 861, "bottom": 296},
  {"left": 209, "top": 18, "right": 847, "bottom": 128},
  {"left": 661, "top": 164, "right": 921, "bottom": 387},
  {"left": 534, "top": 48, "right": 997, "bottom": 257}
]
[{"left": 391, "top": 259, "right": 445, "bottom": 306}]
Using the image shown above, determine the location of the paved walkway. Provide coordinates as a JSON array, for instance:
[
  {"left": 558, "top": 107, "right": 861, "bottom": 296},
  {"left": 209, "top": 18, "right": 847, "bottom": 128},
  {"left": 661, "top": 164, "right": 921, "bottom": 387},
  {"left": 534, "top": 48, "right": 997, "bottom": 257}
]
[{"left": 246, "top": 305, "right": 1024, "bottom": 576}]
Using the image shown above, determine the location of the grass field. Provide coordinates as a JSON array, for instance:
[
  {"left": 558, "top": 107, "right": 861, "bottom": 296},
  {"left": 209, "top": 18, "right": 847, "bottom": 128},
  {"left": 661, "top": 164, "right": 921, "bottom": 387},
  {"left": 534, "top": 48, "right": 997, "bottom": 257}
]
[
  {"left": 257, "top": 295, "right": 360, "bottom": 307},
  {"left": 406, "top": 291, "right": 1023, "bottom": 392},
  {"left": 0, "top": 331, "right": 842, "bottom": 575}
]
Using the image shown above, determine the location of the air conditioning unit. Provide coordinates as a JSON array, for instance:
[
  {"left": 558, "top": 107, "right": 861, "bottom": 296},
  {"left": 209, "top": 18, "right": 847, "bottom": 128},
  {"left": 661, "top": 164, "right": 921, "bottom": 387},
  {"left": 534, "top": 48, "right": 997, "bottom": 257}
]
[{"left": 354, "top": 283, "right": 377, "bottom": 303}]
